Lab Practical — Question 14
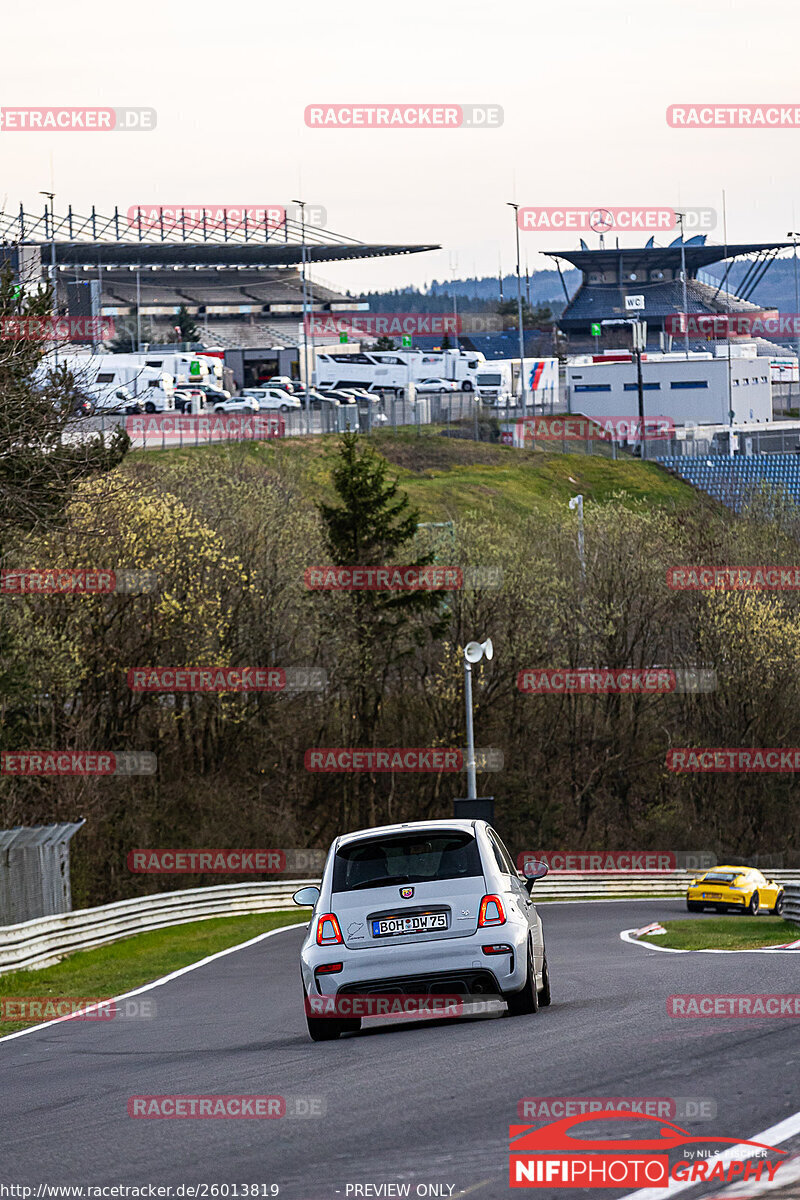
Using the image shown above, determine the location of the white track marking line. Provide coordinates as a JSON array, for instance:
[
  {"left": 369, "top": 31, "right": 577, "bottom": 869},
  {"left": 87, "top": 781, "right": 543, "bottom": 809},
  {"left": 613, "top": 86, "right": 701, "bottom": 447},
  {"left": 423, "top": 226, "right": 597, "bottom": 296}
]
[
  {"left": 717, "top": 1153, "right": 800, "bottom": 1195},
  {"left": 620, "top": 928, "right": 800, "bottom": 954},
  {"left": 618, "top": 1110, "right": 800, "bottom": 1200},
  {"left": 0, "top": 920, "right": 307, "bottom": 1044}
]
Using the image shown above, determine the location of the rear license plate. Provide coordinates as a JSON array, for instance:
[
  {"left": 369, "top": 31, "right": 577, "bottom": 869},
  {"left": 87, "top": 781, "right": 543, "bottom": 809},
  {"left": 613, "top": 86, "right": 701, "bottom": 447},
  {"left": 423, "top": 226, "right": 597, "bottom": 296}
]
[{"left": 371, "top": 912, "right": 447, "bottom": 937}]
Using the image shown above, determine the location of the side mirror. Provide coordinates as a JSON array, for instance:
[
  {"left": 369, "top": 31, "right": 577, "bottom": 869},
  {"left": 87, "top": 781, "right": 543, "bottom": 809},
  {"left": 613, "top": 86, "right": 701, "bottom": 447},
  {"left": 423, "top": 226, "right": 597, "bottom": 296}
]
[
  {"left": 292, "top": 885, "right": 320, "bottom": 907},
  {"left": 519, "top": 859, "right": 549, "bottom": 893}
]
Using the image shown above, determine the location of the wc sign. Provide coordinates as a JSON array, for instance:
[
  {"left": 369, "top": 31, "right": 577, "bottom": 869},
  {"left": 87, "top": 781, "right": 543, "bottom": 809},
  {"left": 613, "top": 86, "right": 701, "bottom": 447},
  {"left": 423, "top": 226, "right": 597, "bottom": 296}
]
[{"left": 625, "top": 295, "right": 645, "bottom": 311}]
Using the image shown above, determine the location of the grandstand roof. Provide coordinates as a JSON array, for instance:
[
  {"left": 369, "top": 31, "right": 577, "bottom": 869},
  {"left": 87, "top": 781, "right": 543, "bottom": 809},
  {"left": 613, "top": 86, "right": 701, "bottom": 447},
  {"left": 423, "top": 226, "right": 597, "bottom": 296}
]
[
  {"left": 544, "top": 241, "right": 790, "bottom": 274},
  {"left": 0, "top": 204, "right": 439, "bottom": 268}
]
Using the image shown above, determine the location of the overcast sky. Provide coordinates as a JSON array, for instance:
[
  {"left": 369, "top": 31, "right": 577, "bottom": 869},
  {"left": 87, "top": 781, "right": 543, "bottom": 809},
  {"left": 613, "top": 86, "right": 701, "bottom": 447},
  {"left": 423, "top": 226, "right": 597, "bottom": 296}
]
[{"left": 4, "top": 0, "right": 800, "bottom": 296}]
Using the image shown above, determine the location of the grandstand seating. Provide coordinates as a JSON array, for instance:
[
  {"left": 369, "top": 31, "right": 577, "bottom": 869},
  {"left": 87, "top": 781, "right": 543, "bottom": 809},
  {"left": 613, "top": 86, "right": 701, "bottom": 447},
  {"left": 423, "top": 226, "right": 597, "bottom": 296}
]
[{"left": 658, "top": 454, "right": 800, "bottom": 511}]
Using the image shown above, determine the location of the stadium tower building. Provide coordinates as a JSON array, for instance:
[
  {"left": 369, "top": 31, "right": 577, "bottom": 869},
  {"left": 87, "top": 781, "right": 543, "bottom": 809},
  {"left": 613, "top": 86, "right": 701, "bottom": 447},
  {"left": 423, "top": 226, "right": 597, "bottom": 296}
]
[{"left": 544, "top": 235, "right": 790, "bottom": 353}]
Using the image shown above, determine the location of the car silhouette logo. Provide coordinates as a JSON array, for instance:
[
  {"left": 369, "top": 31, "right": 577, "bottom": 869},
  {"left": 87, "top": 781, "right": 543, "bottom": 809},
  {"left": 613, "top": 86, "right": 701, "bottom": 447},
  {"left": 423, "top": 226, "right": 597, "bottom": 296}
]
[
  {"left": 400, "top": 886, "right": 414, "bottom": 899},
  {"left": 509, "top": 1111, "right": 787, "bottom": 1155}
]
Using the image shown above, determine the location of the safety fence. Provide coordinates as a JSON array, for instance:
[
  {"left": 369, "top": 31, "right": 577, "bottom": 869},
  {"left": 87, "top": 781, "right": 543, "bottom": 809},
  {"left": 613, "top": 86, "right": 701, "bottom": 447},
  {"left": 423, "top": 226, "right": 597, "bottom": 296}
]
[{"left": 2, "top": 870, "right": 799, "bottom": 973}]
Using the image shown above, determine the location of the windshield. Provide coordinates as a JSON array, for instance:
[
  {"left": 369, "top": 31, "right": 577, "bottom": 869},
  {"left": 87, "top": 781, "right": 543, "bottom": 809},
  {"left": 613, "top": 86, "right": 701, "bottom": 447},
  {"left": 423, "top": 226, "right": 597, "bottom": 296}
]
[
  {"left": 332, "top": 831, "right": 483, "bottom": 892},
  {"left": 699, "top": 872, "right": 742, "bottom": 884}
]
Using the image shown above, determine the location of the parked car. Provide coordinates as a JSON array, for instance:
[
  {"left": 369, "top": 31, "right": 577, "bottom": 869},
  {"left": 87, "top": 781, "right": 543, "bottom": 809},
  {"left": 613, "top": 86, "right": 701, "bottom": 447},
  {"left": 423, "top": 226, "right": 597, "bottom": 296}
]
[
  {"left": 293, "top": 388, "right": 341, "bottom": 409},
  {"left": 262, "top": 376, "right": 297, "bottom": 392},
  {"left": 192, "top": 383, "right": 231, "bottom": 403},
  {"left": 414, "top": 378, "right": 460, "bottom": 393},
  {"left": 214, "top": 396, "right": 260, "bottom": 414},
  {"left": 316, "top": 389, "right": 356, "bottom": 405},
  {"left": 293, "top": 818, "right": 551, "bottom": 1041},
  {"left": 241, "top": 387, "right": 301, "bottom": 412},
  {"left": 174, "top": 388, "right": 206, "bottom": 414}
]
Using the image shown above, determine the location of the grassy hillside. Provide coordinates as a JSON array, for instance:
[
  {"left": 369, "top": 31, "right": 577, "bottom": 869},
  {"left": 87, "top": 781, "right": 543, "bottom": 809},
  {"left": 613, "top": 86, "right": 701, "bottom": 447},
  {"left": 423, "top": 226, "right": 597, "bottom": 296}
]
[{"left": 134, "top": 426, "right": 709, "bottom": 523}]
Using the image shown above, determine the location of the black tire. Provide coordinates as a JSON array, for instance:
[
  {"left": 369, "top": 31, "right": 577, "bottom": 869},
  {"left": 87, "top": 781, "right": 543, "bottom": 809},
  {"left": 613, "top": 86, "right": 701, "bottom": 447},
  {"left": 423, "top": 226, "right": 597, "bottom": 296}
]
[
  {"left": 144, "top": 402, "right": 156, "bottom": 414},
  {"left": 746, "top": 891, "right": 760, "bottom": 915},
  {"left": 686, "top": 900, "right": 701, "bottom": 912},
  {"left": 771, "top": 891, "right": 784, "bottom": 915},
  {"left": 438, "top": 387, "right": 447, "bottom": 394},
  {"left": 396, "top": 388, "right": 405, "bottom": 399},
  {"left": 462, "top": 381, "right": 473, "bottom": 392},
  {"left": 505, "top": 939, "right": 539, "bottom": 1016},
  {"left": 215, "top": 406, "right": 225, "bottom": 413},
  {"left": 306, "top": 1014, "right": 343, "bottom": 1041},
  {"left": 538, "top": 949, "right": 551, "bottom": 1007}
]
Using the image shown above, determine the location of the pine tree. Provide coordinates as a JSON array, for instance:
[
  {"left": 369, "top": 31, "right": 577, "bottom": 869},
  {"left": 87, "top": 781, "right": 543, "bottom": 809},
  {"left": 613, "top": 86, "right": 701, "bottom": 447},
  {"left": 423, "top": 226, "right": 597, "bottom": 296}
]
[
  {"left": 317, "top": 433, "right": 448, "bottom": 826},
  {"left": 175, "top": 305, "right": 200, "bottom": 343}
]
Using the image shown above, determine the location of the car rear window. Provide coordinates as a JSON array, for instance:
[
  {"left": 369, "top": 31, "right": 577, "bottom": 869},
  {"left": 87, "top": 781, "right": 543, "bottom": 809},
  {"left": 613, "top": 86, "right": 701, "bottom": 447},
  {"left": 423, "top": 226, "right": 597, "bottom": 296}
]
[
  {"left": 699, "top": 872, "right": 741, "bottom": 884},
  {"left": 332, "top": 832, "right": 483, "bottom": 892}
]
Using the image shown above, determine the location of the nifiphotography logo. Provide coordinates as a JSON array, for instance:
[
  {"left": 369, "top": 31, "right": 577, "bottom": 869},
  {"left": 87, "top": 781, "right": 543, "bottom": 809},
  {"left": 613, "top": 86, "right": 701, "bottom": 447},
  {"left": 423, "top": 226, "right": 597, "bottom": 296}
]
[{"left": 508, "top": 1110, "right": 786, "bottom": 1188}]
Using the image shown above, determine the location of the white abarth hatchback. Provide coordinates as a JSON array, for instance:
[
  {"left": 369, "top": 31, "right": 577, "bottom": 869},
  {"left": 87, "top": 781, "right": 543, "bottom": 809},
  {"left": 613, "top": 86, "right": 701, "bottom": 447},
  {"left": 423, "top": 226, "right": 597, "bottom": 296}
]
[{"left": 293, "top": 819, "right": 551, "bottom": 1041}]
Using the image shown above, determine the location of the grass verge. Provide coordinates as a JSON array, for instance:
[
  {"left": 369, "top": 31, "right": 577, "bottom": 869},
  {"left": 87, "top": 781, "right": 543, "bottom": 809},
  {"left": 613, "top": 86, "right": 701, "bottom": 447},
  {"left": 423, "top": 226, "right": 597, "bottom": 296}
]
[
  {"left": 639, "top": 915, "right": 795, "bottom": 950},
  {"left": 133, "top": 429, "right": 705, "bottom": 523},
  {"left": 0, "top": 910, "right": 307, "bottom": 1037}
]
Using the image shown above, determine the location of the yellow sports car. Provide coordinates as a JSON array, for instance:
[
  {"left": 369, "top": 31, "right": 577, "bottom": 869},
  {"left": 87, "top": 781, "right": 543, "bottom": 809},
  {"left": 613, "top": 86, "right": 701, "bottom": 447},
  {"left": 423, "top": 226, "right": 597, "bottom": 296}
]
[{"left": 686, "top": 866, "right": 784, "bottom": 915}]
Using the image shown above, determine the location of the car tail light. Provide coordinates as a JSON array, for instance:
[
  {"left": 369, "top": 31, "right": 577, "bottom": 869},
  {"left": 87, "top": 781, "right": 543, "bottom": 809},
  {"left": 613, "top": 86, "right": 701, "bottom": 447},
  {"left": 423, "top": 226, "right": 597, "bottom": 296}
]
[
  {"left": 478, "top": 895, "right": 506, "bottom": 927},
  {"left": 316, "top": 913, "right": 343, "bottom": 946},
  {"left": 315, "top": 962, "right": 343, "bottom": 975},
  {"left": 481, "top": 943, "right": 512, "bottom": 955}
]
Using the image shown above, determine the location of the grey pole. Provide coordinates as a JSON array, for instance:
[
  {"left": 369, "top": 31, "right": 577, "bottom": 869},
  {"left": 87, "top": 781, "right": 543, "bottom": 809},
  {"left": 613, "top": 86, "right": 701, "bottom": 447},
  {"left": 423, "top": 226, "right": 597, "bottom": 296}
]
[
  {"left": 40, "top": 191, "right": 57, "bottom": 372},
  {"left": 464, "top": 658, "right": 477, "bottom": 800},
  {"left": 507, "top": 202, "right": 527, "bottom": 429},
  {"left": 569, "top": 494, "right": 585, "bottom": 579},
  {"left": 136, "top": 266, "right": 142, "bottom": 351},
  {"left": 789, "top": 233, "right": 800, "bottom": 401},
  {"left": 294, "top": 199, "right": 311, "bottom": 435},
  {"left": 676, "top": 212, "right": 690, "bottom": 359}
]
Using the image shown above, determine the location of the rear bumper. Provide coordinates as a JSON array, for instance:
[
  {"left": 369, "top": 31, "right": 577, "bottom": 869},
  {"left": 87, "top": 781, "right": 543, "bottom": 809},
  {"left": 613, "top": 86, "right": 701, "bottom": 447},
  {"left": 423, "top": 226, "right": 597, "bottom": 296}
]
[{"left": 301, "top": 927, "right": 528, "bottom": 998}]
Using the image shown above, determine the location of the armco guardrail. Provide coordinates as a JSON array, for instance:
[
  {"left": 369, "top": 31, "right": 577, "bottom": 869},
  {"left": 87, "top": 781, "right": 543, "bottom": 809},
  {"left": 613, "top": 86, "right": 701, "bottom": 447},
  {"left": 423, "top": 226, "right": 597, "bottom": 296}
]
[
  {"left": 783, "top": 883, "right": 800, "bottom": 927},
  {"left": 0, "top": 880, "right": 316, "bottom": 975},
  {"left": 530, "top": 869, "right": 800, "bottom": 903},
  {"left": 2, "top": 871, "right": 799, "bottom": 975}
]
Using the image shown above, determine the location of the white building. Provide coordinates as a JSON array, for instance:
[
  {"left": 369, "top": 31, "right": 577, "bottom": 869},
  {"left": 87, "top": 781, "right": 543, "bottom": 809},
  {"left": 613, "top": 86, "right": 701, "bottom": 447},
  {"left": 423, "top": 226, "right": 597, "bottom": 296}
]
[{"left": 566, "top": 346, "right": 772, "bottom": 427}]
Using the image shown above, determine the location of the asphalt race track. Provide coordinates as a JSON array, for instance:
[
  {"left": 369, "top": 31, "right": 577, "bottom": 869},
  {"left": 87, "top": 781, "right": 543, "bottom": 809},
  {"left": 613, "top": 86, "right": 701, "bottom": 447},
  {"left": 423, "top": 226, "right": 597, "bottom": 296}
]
[{"left": 1, "top": 899, "right": 798, "bottom": 1200}]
